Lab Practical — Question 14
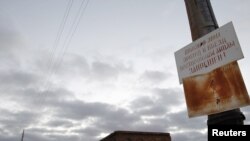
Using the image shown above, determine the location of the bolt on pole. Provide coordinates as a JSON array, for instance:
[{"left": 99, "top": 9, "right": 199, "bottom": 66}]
[{"left": 184, "top": 0, "right": 245, "bottom": 125}]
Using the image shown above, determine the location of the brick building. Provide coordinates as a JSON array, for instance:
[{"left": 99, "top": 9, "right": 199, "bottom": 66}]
[{"left": 100, "top": 131, "right": 171, "bottom": 141}]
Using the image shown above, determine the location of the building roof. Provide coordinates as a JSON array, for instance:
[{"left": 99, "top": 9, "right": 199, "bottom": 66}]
[{"left": 100, "top": 130, "right": 171, "bottom": 141}]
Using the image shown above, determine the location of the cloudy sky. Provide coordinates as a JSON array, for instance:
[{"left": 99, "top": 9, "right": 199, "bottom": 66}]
[{"left": 1, "top": 0, "right": 250, "bottom": 141}]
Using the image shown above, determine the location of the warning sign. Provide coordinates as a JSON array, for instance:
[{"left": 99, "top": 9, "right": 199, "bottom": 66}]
[
  {"left": 175, "top": 22, "right": 244, "bottom": 84},
  {"left": 175, "top": 22, "right": 250, "bottom": 117}
]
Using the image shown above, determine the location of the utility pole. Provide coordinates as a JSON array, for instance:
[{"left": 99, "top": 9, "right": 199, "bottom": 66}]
[
  {"left": 184, "top": 0, "right": 245, "bottom": 125},
  {"left": 21, "top": 129, "right": 24, "bottom": 141}
]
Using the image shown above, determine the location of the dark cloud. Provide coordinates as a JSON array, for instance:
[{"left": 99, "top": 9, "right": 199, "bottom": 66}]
[
  {"left": 46, "top": 98, "right": 140, "bottom": 133},
  {"left": 0, "top": 135, "right": 18, "bottom": 141},
  {"left": 45, "top": 119, "right": 75, "bottom": 128},
  {"left": 21, "top": 132, "right": 54, "bottom": 141},
  {"left": 0, "top": 109, "right": 38, "bottom": 136},
  {"left": 0, "top": 70, "right": 39, "bottom": 88},
  {"left": 46, "top": 134, "right": 80, "bottom": 141}
]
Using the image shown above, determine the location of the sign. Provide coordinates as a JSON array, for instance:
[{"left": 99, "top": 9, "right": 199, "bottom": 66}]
[
  {"left": 183, "top": 62, "right": 250, "bottom": 117},
  {"left": 175, "top": 22, "right": 250, "bottom": 117},
  {"left": 175, "top": 22, "right": 244, "bottom": 84}
]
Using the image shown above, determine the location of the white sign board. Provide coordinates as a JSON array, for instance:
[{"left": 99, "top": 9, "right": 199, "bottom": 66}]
[{"left": 175, "top": 22, "right": 244, "bottom": 84}]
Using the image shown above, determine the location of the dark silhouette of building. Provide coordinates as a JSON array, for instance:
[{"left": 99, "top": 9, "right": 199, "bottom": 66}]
[{"left": 100, "top": 131, "right": 171, "bottom": 141}]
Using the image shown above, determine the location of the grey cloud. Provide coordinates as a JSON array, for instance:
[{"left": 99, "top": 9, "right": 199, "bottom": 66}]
[
  {"left": 21, "top": 132, "right": 54, "bottom": 141},
  {"left": 0, "top": 21, "right": 140, "bottom": 141},
  {"left": 114, "top": 62, "right": 134, "bottom": 73},
  {"left": 73, "top": 126, "right": 103, "bottom": 139},
  {"left": 0, "top": 16, "right": 22, "bottom": 53},
  {"left": 0, "top": 70, "right": 39, "bottom": 88},
  {"left": 45, "top": 119, "right": 75, "bottom": 128},
  {"left": 0, "top": 109, "right": 38, "bottom": 134},
  {"left": 172, "top": 131, "right": 206, "bottom": 141},
  {"left": 50, "top": 98, "right": 140, "bottom": 131},
  {"left": 27, "top": 99, "right": 140, "bottom": 140},
  {"left": 46, "top": 134, "right": 80, "bottom": 141},
  {"left": 0, "top": 62, "right": 206, "bottom": 141},
  {"left": 57, "top": 54, "right": 90, "bottom": 76},
  {"left": 57, "top": 57, "right": 133, "bottom": 82},
  {"left": 130, "top": 88, "right": 184, "bottom": 116},
  {"left": 121, "top": 87, "right": 208, "bottom": 140},
  {"left": 52, "top": 100, "right": 112, "bottom": 120},
  {"left": 131, "top": 97, "right": 166, "bottom": 116},
  {"left": 91, "top": 61, "right": 119, "bottom": 81},
  {"left": 144, "top": 117, "right": 171, "bottom": 131},
  {"left": 30, "top": 100, "right": 140, "bottom": 140},
  {"left": 2, "top": 86, "right": 75, "bottom": 110},
  {"left": 140, "top": 70, "right": 169, "bottom": 84},
  {"left": 166, "top": 111, "right": 206, "bottom": 130},
  {"left": 128, "top": 120, "right": 167, "bottom": 133},
  {"left": 0, "top": 135, "right": 18, "bottom": 141},
  {"left": 0, "top": 83, "right": 211, "bottom": 141},
  {"left": 152, "top": 88, "right": 185, "bottom": 106},
  {"left": 131, "top": 96, "right": 155, "bottom": 108},
  {"left": 27, "top": 127, "right": 73, "bottom": 139},
  {"left": 0, "top": 16, "right": 25, "bottom": 71},
  {"left": 94, "top": 108, "right": 139, "bottom": 132},
  {"left": 74, "top": 127, "right": 99, "bottom": 136},
  {"left": 34, "top": 97, "right": 140, "bottom": 136},
  {"left": 65, "top": 59, "right": 133, "bottom": 82},
  {"left": 17, "top": 128, "right": 93, "bottom": 141},
  {"left": 136, "top": 104, "right": 167, "bottom": 116},
  {"left": 27, "top": 127, "right": 52, "bottom": 134}
]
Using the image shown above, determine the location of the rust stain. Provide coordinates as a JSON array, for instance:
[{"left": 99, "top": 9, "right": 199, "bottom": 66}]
[{"left": 183, "top": 61, "right": 250, "bottom": 117}]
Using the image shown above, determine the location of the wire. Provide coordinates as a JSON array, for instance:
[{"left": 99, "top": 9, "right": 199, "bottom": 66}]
[
  {"left": 42, "top": 0, "right": 74, "bottom": 89},
  {"left": 44, "top": 0, "right": 90, "bottom": 91}
]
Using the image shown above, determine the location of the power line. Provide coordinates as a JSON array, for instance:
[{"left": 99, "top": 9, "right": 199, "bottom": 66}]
[
  {"left": 46, "top": 0, "right": 74, "bottom": 74},
  {"left": 54, "top": 0, "right": 90, "bottom": 73},
  {"left": 44, "top": 0, "right": 90, "bottom": 91},
  {"left": 42, "top": 0, "right": 74, "bottom": 90},
  {"left": 28, "top": 0, "right": 90, "bottom": 132}
]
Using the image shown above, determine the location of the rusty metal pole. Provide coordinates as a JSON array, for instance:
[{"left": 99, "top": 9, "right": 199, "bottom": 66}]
[{"left": 184, "top": 0, "right": 245, "bottom": 125}]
